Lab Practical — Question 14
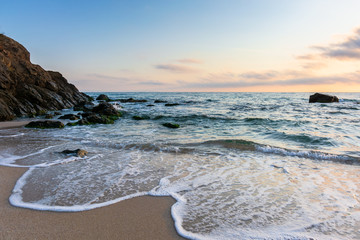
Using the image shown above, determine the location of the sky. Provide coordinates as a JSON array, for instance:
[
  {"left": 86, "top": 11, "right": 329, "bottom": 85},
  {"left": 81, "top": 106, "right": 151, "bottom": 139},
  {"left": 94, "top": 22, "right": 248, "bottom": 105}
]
[{"left": 1, "top": 0, "right": 360, "bottom": 92}]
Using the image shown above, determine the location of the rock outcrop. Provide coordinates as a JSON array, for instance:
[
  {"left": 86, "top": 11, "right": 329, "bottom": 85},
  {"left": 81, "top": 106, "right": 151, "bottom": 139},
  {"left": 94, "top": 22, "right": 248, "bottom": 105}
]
[
  {"left": 309, "top": 93, "right": 339, "bottom": 103},
  {"left": 25, "top": 120, "right": 65, "bottom": 129},
  {"left": 0, "top": 34, "right": 90, "bottom": 121}
]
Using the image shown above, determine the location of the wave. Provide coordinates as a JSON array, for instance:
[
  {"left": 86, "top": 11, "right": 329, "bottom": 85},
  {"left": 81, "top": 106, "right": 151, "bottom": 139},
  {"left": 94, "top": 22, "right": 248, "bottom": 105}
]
[
  {"left": 200, "top": 139, "right": 359, "bottom": 164},
  {"left": 152, "top": 114, "right": 236, "bottom": 122}
]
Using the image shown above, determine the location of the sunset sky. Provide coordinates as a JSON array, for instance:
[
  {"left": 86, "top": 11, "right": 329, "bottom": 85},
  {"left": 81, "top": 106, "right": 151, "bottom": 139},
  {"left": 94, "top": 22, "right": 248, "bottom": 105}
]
[{"left": 1, "top": 0, "right": 360, "bottom": 92}]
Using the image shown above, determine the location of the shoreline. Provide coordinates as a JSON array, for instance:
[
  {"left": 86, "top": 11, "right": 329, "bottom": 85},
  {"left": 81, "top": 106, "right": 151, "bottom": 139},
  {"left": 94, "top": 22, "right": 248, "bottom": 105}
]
[
  {"left": 0, "top": 120, "right": 30, "bottom": 129},
  {"left": 0, "top": 165, "right": 185, "bottom": 240}
]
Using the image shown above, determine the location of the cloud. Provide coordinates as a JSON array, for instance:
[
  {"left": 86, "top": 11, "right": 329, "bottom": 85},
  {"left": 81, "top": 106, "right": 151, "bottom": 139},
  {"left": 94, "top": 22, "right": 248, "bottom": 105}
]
[
  {"left": 295, "top": 54, "right": 318, "bottom": 60},
  {"left": 88, "top": 73, "right": 166, "bottom": 86},
  {"left": 239, "top": 70, "right": 280, "bottom": 80},
  {"left": 308, "top": 27, "right": 360, "bottom": 60},
  {"left": 88, "top": 73, "right": 131, "bottom": 82},
  {"left": 138, "top": 81, "right": 166, "bottom": 85},
  {"left": 185, "top": 70, "right": 360, "bottom": 89},
  {"left": 154, "top": 64, "right": 198, "bottom": 73},
  {"left": 177, "top": 58, "right": 203, "bottom": 64},
  {"left": 301, "top": 62, "right": 327, "bottom": 70}
]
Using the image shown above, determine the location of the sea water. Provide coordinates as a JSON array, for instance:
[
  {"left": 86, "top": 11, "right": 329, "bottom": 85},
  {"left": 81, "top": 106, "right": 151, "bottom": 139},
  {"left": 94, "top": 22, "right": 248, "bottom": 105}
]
[{"left": 1, "top": 92, "right": 360, "bottom": 239}]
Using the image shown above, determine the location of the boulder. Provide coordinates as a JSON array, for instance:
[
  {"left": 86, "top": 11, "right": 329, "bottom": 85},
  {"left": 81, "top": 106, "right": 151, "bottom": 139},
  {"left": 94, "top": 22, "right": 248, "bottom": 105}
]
[
  {"left": 119, "top": 98, "right": 147, "bottom": 103},
  {"left": 0, "top": 34, "right": 90, "bottom": 121},
  {"left": 162, "top": 122, "right": 180, "bottom": 129},
  {"left": 45, "top": 114, "right": 54, "bottom": 119},
  {"left": 92, "top": 102, "right": 121, "bottom": 116},
  {"left": 74, "top": 113, "right": 116, "bottom": 125},
  {"left": 96, "top": 94, "right": 110, "bottom": 101},
  {"left": 309, "top": 93, "right": 339, "bottom": 103},
  {"left": 61, "top": 149, "right": 88, "bottom": 158},
  {"left": 165, "top": 103, "right": 180, "bottom": 107},
  {"left": 73, "top": 101, "right": 94, "bottom": 111},
  {"left": 58, "top": 114, "right": 79, "bottom": 120},
  {"left": 132, "top": 115, "right": 150, "bottom": 120},
  {"left": 25, "top": 120, "right": 64, "bottom": 129},
  {"left": 154, "top": 100, "right": 167, "bottom": 103}
]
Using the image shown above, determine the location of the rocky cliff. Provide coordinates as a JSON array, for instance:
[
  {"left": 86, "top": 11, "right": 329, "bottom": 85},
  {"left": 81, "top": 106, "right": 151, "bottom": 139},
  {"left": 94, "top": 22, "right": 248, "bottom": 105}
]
[{"left": 0, "top": 34, "right": 90, "bottom": 121}]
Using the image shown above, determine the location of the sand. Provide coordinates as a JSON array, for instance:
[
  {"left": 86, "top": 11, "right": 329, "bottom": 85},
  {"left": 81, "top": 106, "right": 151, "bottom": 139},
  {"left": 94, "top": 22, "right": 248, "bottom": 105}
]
[
  {"left": 0, "top": 166, "right": 185, "bottom": 240},
  {"left": 0, "top": 120, "right": 30, "bottom": 129}
]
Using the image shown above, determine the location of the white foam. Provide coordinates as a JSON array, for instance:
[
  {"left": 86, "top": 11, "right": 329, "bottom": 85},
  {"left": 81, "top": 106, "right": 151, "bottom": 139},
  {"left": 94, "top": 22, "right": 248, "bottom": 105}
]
[
  {"left": 0, "top": 133, "right": 25, "bottom": 138},
  {"left": 0, "top": 145, "right": 57, "bottom": 167},
  {"left": 10, "top": 166, "right": 148, "bottom": 212},
  {"left": 256, "top": 145, "right": 354, "bottom": 162}
]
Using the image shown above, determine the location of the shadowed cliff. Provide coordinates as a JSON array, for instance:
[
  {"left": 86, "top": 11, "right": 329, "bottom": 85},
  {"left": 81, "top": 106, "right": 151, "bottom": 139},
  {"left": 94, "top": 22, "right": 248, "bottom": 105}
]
[{"left": 0, "top": 34, "right": 90, "bottom": 121}]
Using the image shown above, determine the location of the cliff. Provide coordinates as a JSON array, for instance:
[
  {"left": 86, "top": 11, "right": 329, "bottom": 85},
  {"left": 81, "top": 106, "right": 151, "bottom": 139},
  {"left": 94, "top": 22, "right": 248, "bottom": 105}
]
[{"left": 0, "top": 34, "right": 89, "bottom": 121}]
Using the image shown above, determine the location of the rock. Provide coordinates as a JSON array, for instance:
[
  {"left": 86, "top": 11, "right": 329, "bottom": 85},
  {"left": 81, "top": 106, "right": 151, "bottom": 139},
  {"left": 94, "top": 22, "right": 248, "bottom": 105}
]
[
  {"left": 96, "top": 94, "right": 110, "bottom": 101},
  {"left": 132, "top": 115, "right": 150, "bottom": 120},
  {"left": 154, "top": 100, "right": 167, "bottom": 103},
  {"left": 0, "top": 34, "right": 90, "bottom": 121},
  {"left": 58, "top": 114, "right": 79, "bottom": 120},
  {"left": 309, "top": 93, "right": 339, "bottom": 103},
  {"left": 119, "top": 98, "right": 147, "bottom": 103},
  {"left": 147, "top": 104, "right": 155, "bottom": 107},
  {"left": 45, "top": 114, "right": 54, "bottom": 119},
  {"left": 92, "top": 102, "right": 121, "bottom": 116},
  {"left": 165, "top": 103, "right": 180, "bottom": 107},
  {"left": 61, "top": 149, "right": 87, "bottom": 158},
  {"left": 25, "top": 120, "right": 64, "bottom": 129},
  {"left": 54, "top": 111, "right": 62, "bottom": 115},
  {"left": 162, "top": 122, "right": 180, "bottom": 128},
  {"left": 73, "top": 101, "right": 94, "bottom": 111},
  {"left": 75, "top": 113, "right": 116, "bottom": 125}
]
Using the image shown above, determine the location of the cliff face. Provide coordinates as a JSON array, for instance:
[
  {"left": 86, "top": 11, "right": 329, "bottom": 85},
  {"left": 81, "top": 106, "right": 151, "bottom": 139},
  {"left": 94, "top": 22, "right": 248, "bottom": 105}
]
[{"left": 0, "top": 34, "right": 89, "bottom": 121}]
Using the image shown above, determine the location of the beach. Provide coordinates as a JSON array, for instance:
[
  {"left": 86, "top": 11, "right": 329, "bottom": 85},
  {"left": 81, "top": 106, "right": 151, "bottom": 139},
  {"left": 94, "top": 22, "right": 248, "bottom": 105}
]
[
  {"left": 0, "top": 165, "right": 184, "bottom": 240},
  {"left": 0, "top": 118, "right": 184, "bottom": 240},
  {"left": 1, "top": 92, "right": 360, "bottom": 239}
]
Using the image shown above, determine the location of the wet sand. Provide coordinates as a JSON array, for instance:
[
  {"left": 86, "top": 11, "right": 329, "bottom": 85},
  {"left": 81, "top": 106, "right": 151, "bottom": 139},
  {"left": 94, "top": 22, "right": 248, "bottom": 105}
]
[
  {"left": 0, "top": 166, "right": 185, "bottom": 240},
  {"left": 0, "top": 120, "right": 30, "bottom": 129}
]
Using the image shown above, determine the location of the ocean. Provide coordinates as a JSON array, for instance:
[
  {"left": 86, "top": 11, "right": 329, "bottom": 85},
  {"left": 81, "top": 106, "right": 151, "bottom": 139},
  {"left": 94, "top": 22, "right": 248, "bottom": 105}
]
[{"left": 1, "top": 92, "right": 360, "bottom": 239}]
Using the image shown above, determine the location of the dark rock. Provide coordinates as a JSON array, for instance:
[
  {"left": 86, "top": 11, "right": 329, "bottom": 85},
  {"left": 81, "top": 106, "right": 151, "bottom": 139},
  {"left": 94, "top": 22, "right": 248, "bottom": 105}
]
[
  {"left": 54, "top": 111, "right": 62, "bottom": 115},
  {"left": 309, "top": 93, "right": 339, "bottom": 103},
  {"left": 96, "top": 94, "right": 110, "bottom": 101},
  {"left": 119, "top": 98, "right": 147, "bottom": 103},
  {"left": 162, "top": 122, "right": 180, "bottom": 128},
  {"left": 132, "top": 115, "right": 150, "bottom": 120},
  {"left": 74, "top": 113, "right": 116, "bottom": 125},
  {"left": 154, "top": 100, "right": 167, "bottom": 103},
  {"left": 25, "top": 120, "right": 64, "bottom": 129},
  {"left": 61, "top": 149, "right": 87, "bottom": 158},
  {"left": 45, "top": 114, "right": 54, "bottom": 119},
  {"left": 147, "top": 104, "right": 155, "bottom": 107},
  {"left": 73, "top": 101, "right": 94, "bottom": 111},
  {"left": 0, "top": 34, "right": 90, "bottom": 121},
  {"left": 92, "top": 102, "right": 121, "bottom": 116},
  {"left": 59, "top": 114, "right": 79, "bottom": 120},
  {"left": 165, "top": 103, "right": 180, "bottom": 107}
]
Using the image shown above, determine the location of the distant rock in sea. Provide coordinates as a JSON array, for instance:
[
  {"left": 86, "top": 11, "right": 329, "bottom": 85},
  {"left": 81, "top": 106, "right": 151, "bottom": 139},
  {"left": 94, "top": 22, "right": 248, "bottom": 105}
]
[
  {"left": 309, "top": 93, "right": 339, "bottom": 103},
  {"left": 0, "top": 34, "right": 90, "bottom": 121}
]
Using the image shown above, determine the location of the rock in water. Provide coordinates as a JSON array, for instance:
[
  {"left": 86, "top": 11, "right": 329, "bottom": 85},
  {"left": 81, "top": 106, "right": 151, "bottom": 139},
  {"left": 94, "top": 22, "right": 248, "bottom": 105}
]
[
  {"left": 92, "top": 102, "right": 121, "bottom": 116},
  {"left": 309, "top": 93, "right": 339, "bottom": 103},
  {"left": 61, "top": 149, "right": 88, "bottom": 158},
  {"left": 96, "top": 94, "right": 110, "bottom": 101},
  {"left": 0, "top": 34, "right": 90, "bottom": 121},
  {"left": 162, "top": 122, "right": 180, "bottom": 128},
  {"left": 25, "top": 120, "right": 65, "bottom": 129}
]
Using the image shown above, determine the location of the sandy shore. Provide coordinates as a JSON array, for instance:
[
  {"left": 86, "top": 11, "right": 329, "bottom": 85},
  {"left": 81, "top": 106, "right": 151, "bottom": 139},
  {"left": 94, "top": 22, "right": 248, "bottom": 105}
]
[
  {"left": 0, "top": 166, "right": 185, "bottom": 240},
  {"left": 0, "top": 120, "right": 30, "bottom": 129}
]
